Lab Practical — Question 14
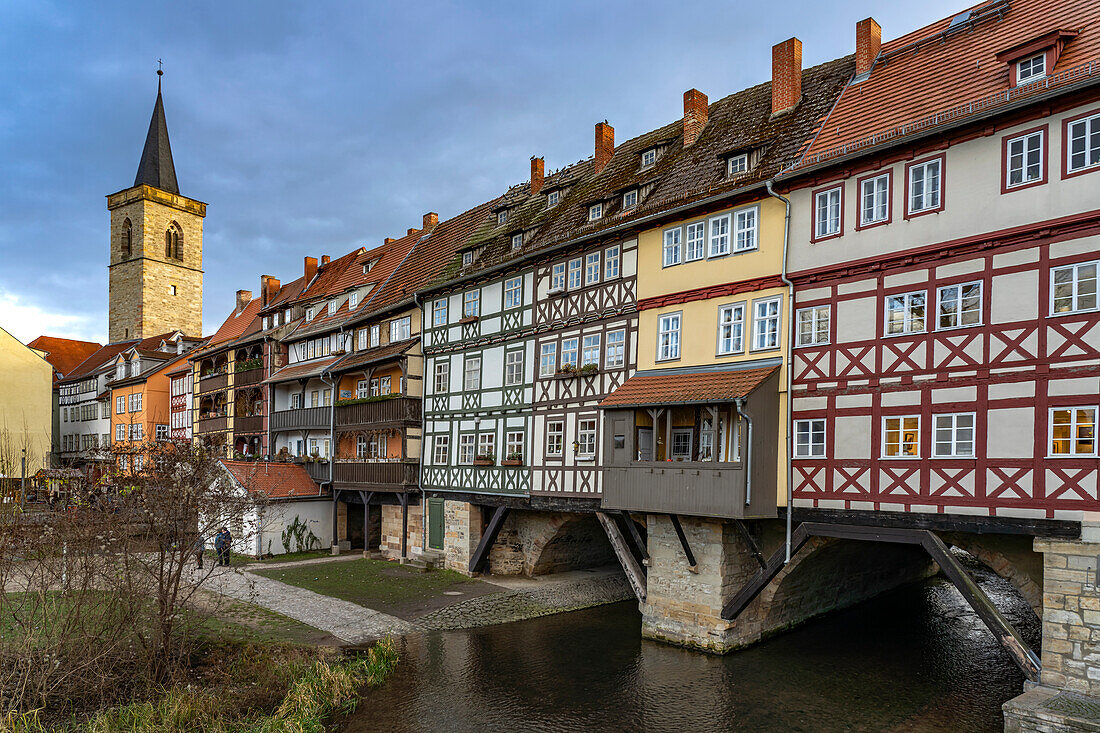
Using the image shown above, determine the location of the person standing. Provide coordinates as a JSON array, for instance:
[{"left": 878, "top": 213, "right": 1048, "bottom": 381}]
[
  {"left": 213, "top": 527, "right": 231, "bottom": 567},
  {"left": 192, "top": 534, "right": 205, "bottom": 570}
]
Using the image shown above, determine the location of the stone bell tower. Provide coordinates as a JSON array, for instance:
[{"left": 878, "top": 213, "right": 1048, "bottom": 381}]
[{"left": 107, "top": 70, "right": 205, "bottom": 342}]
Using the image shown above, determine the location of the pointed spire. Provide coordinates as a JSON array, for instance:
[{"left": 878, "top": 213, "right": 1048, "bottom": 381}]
[{"left": 133, "top": 67, "right": 179, "bottom": 195}]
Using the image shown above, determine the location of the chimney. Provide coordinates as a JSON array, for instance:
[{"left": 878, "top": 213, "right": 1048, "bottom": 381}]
[
  {"left": 856, "top": 18, "right": 881, "bottom": 77},
  {"left": 595, "top": 121, "right": 614, "bottom": 175},
  {"left": 260, "top": 275, "right": 280, "bottom": 308},
  {"left": 771, "top": 37, "right": 803, "bottom": 116},
  {"left": 530, "top": 157, "right": 545, "bottom": 195},
  {"left": 423, "top": 212, "right": 438, "bottom": 229},
  {"left": 683, "top": 89, "right": 709, "bottom": 147},
  {"left": 321, "top": 254, "right": 330, "bottom": 267},
  {"left": 236, "top": 289, "right": 252, "bottom": 314},
  {"left": 407, "top": 228, "right": 418, "bottom": 235},
  {"left": 304, "top": 256, "right": 318, "bottom": 282},
  {"left": 384, "top": 237, "right": 395, "bottom": 244}
]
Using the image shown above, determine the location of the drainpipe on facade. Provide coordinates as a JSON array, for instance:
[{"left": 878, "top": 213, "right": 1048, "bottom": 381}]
[
  {"left": 765, "top": 178, "right": 795, "bottom": 564},
  {"left": 412, "top": 291, "right": 428, "bottom": 554},
  {"left": 733, "top": 397, "right": 753, "bottom": 507}
]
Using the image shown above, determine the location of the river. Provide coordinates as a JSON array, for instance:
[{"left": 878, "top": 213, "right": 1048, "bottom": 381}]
[{"left": 347, "top": 562, "right": 1037, "bottom": 732}]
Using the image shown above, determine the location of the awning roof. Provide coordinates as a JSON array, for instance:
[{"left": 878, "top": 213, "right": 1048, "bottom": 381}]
[{"left": 599, "top": 365, "right": 778, "bottom": 409}]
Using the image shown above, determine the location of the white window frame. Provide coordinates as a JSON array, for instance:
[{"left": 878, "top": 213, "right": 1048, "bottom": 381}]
[
  {"left": 588, "top": 203, "right": 603, "bottom": 221},
  {"left": 604, "top": 245, "right": 620, "bottom": 279},
  {"left": 708, "top": 214, "right": 731, "bottom": 257},
  {"left": 657, "top": 312, "right": 681, "bottom": 361},
  {"left": 663, "top": 227, "right": 682, "bottom": 267},
  {"left": 506, "top": 431, "right": 524, "bottom": 460},
  {"left": 547, "top": 190, "right": 560, "bottom": 207},
  {"left": 434, "top": 361, "right": 449, "bottom": 393},
  {"left": 717, "top": 303, "right": 745, "bottom": 355},
  {"left": 464, "top": 355, "right": 481, "bottom": 391},
  {"left": 561, "top": 338, "right": 579, "bottom": 369},
  {"left": 370, "top": 324, "right": 380, "bottom": 347},
  {"left": 462, "top": 250, "right": 474, "bottom": 266},
  {"left": 581, "top": 334, "right": 601, "bottom": 367},
  {"left": 933, "top": 413, "right": 976, "bottom": 458},
  {"left": 463, "top": 289, "right": 480, "bottom": 318},
  {"left": 458, "top": 434, "right": 475, "bottom": 465},
  {"left": 585, "top": 252, "right": 601, "bottom": 285},
  {"left": 1016, "top": 53, "right": 1046, "bottom": 85},
  {"left": 685, "top": 221, "right": 706, "bottom": 261},
  {"left": 1005, "top": 129, "right": 1044, "bottom": 188},
  {"left": 1051, "top": 262, "right": 1098, "bottom": 315},
  {"left": 885, "top": 291, "right": 927, "bottom": 336},
  {"left": 505, "top": 350, "right": 523, "bottom": 386},
  {"left": 546, "top": 421, "right": 564, "bottom": 456},
  {"left": 908, "top": 158, "right": 942, "bottom": 214},
  {"left": 390, "top": 316, "right": 411, "bottom": 342},
  {"left": 670, "top": 428, "right": 692, "bottom": 461},
  {"left": 793, "top": 419, "right": 825, "bottom": 459},
  {"left": 795, "top": 305, "right": 830, "bottom": 347},
  {"left": 539, "top": 343, "right": 557, "bottom": 377},
  {"left": 814, "top": 187, "right": 842, "bottom": 239},
  {"left": 511, "top": 233, "right": 523, "bottom": 250},
  {"left": 497, "top": 210, "right": 508, "bottom": 225},
  {"left": 882, "top": 415, "right": 921, "bottom": 459},
  {"left": 1067, "top": 113, "right": 1100, "bottom": 173},
  {"left": 751, "top": 297, "right": 781, "bottom": 351},
  {"left": 577, "top": 418, "right": 597, "bottom": 457},
  {"left": 937, "top": 281, "right": 982, "bottom": 330},
  {"left": 551, "top": 262, "right": 566, "bottom": 291},
  {"left": 622, "top": 189, "right": 638, "bottom": 209},
  {"left": 568, "top": 258, "right": 583, "bottom": 290},
  {"left": 432, "top": 298, "right": 448, "bottom": 327},
  {"left": 641, "top": 149, "right": 656, "bottom": 168},
  {"left": 605, "top": 330, "right": 625, "bottom": 368},
  {"left": 860, "top": 173, "right": 889, "bottom": 226},
  {"left": 504, "top": 276, "right": 522, "bottom": 309},
  {"left": 328, "top": 300, "right": 337, "bottom": 316},
  {"left": 734, "top": 206, "right": 758, "bottom": 252},
  {"left": 433, "top": 435, "right": 449, "bottom": 465},
  {"left": 477, "top": 432, "right": 495, "bottom": 459},
  {"left": 726, "top": 153, "right": 748, "bottom": 177},
  {"left": 1049, "top": 406, "right": 1098, "bottom": 457}
]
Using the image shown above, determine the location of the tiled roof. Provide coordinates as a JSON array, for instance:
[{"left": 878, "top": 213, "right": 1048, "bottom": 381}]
[
  {"left": 798, "top": 0, "right": 1100, "bottom": 167},
  {"left": 599, "top": 366, "right": 779, "bottom": 408},
  {"left": 220, "top": 460, "right": 323, "bottom": 499},
  {"left": 205, "top": 297, "right": 263, "bottom": 348},
  {"left": 264, "top": 355, "right": 344, "bottom": 384},
  {"left": 60, "top": 340, "right": 140, "bottom": 383},
  {"left": 109, "top": 351, "right": 191, "bottom": 388},
  {"left": 263, "top": 275, "right": 308, "bottom": 312},
  {"left": 299, "top": 248, "right": 367, "bottom": 301},
  {"left": 27, "top": 336, "right": 102, "bottom": 381},
  {"left": 331, "top": 339, "right": 415, "bottom": 373}
]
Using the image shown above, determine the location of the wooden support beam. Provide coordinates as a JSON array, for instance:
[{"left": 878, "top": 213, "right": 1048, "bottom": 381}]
[
  {"left": 469, "top": 505, "right": 509, "bottom": 574},
  {"left": 359, "top": 491, "right": 373, "bottom": 553},
  {"left": 669, "top": 514, "right": 697, "bottom": 572},
  {"left": 399, "top": 492, "right": 408, "bottom": 559},
  {"left": 597, "top": 511, "right": 647, "bottom": 602},
  {"left": 620, "top": 511, "right": 649, "bottom": 564},
  {"left": 734, "top": 519, "right": 766, "bottom": 569}
]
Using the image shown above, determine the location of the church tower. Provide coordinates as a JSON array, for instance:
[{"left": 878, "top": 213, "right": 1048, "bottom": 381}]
[{"left": 107, "top": 71, "right": 205, "bottom": 342}]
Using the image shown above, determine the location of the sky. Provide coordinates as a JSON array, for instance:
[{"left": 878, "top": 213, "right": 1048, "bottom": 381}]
[{"left": 0, "top": 0, "right": 965, "bottom": 346}]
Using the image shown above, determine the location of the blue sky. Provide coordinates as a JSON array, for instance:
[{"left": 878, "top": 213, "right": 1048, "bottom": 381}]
[{"left": 0, "top": 0, "right": 964, "bottom": 344}]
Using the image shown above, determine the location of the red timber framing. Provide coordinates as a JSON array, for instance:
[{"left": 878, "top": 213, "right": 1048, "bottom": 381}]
[{"left": 789, "top": 211, "right": 1100, "bottom": 519}]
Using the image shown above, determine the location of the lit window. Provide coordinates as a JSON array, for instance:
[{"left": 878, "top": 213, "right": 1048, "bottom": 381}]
[
  {"left": 551, "top": 263, "right": 566, "bottom": 291},
  {"left": 547, "top": 190, "right": 560, "bottom": 208},
  {"left": 717, "top": 303, "right": 745, "bottom": 355},
  {"left": 657, "top": 313, "right": 681, "bottom": 361},
  {"left": 814, "top": 187, "right": 842, "bottom": 239},
  {"left": 908, "top": 158, "right": 942, "bottom": 214},
  {"left": 1050, "top": 407, "right": 1098, "bottom": 456},
  {"left": 663, "top": 227, "right": 682, "bottom": 267},
  {"left": 727, "top": 154, "right": 748, "bottom": 177},
  {"left": 497, "top": 210, "right": 508, "bottom": 225},
  {"left": 604, "top": 246, "right": 620, "bottom": 279},
  {"left": 462, "top": 250, "right": 474, "bottom": 266},
  {"left": 547, "top": 421, "right": 564, "bottom": 456},
  {"left": 433, "top": 436, "right": 449, "bottom": 464},
  {"left": 577, "top": 419, "right": 597, "bottom": 456},
  {"left": 937, "top": 282, "right": 982, "bottom": 329},
  {"left": 459, "top": 434, "right": 475, "bottom": 464},
  {"left": 511, "top": 233, "right": 523, "bottom": 250},
  {"left": 734, "top": 207, "right": 758, "bottom": 251},
  {"left": 883, "top": 416, "right": 920, "bottom": 458},
  {"left": 582, "top": 334, "right": 601, "bottom": 366},
  {"left": 585, "top": 252, "right": 601, "bottom": 285},
  {"left": 1067, "top": 113, "right": 1100, "bottom": 173},
  {"left": 796, "top": 305, "right": 830, "bottom": 347},
  {"left": 505, "top": 350, "right": 523, "bottom": 386},
  {"left": 561, "top": 338, "right": 579, "bottom": 368},
  {"left": 641, "top": 149, "right": 656, "bottom": 167},
  {"left": 463, "top": 290, "right": 480, "bottom": 318},
  {"left": 434, "top": 361, "right": 449, "bottom": 393},
  {"left": 589, "top": 203, "right": 603, "bottom": 221},
  {"left": 605, "top": 330, "right": 625, "bottom": 368},
  {"left": 432, "top": 298, "right": 448, "bottom": 326},
  {"left": 623, "top": 190, "right": 637, "bottom": 209},
  {"left": 464, "top": 356, "right": 481, "bottom": 391},
  {"left": 885, "top": 291, "right": 926, "bottom": 335},
  {"left": 539, "top": 343, "right": 557, "bottom": 376},
  {"left": 934, "top": 413, "right": 975, "bottom": 457},
  {"left": 752, "top": 298, "right": 781, "bottom": 350},
  {"left": 1052, "top": 262, "right": 1098, "bottom": 314},
  {"left": 794, "top": 419, "right": 825, "bottom": 458},
  {"left": 860, "top": 174, "right": 889, "bottom": 226},
  {"left": 1006, "top": 130, "right": 1044, "bottom": 187},
  {"left": 504, "top": 277, "right": 522, "bottom": 308},
  {"left": 1016, "top": 53, "right": 1046, "bottom": 85},
  {"left": 568, "top": 258, "right": 582, "bottom": 290}
]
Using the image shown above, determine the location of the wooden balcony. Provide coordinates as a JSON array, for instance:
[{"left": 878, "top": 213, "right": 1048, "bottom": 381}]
[
  {"left": 302, "top": 461, "right": 330, "bottom": 483},
  {"left": 197, "top": 416, "right": 228, "bottom": 433},
  {"left": 234, "top": 366, "right": 265, "bottom": 387},
  {"left": 234, "top": 415, "right": 264, "bottom": 434},
  {"left": 335, "top": 397, "right": 420, "bottom": 430},
  {"left": 270, "top": 406, "right": 330, "bottom": 432},
  {"left": 333, "top": 460, "right": 418, "bottom": 492},
  {"left": 198, "top": 372, "right": 228, "bottom": 394}
]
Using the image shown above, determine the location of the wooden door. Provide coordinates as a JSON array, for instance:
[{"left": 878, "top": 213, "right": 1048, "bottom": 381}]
[{"left": 428, "top": 498, "right": 444, "bottom": 550}]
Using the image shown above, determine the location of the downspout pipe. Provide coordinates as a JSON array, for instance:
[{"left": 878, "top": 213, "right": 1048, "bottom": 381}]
[
  {"left": 765, "top": 178, "right": 795, "bottom": 564},
  {"left": 733, "top": 397, "right": 753, "bottom": 507}
]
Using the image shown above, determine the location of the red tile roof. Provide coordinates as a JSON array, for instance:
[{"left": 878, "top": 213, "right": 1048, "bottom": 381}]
[
  {"left": 799, "top": 0, "right": 1100, "bottom": 167},
  {"left": 206, "top": 297, "right": 263, "bottom": 347},
  {"left": 27, "top": 336, "right": 102, "bottom": 381},
  {"left": 220, "top": 460, "right": 323, "bottom": 499},
  {"left": 264, "top": 355, "right": 344, "bottom": 384},
  {"left": 60, "top": 340, "right": 140, "bottom": 383},
  {"left": 599, "top": 366, "right": 779, "bottom": 408}
]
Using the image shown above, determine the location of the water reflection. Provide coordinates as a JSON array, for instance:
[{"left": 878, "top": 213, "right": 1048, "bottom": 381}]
[{"left": 348, "top": 566, "right": 1037, "bottom": 732}]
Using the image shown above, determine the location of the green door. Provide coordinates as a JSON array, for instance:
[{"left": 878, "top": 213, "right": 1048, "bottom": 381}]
[{"left": 428, "top": 498, "right": 444, "bottom": 550}]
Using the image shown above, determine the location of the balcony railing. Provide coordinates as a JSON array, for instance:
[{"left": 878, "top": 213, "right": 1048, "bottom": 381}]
[
  {"left": 234, "top": 415, "right": 264, "bottom": 434},
  {"left": 333, "top": 460, "right": 418, "bottom": 491},
  {"left": 270, "top": 406, "right": 330, "bottom": 432},
  {"left": 335, "top": 396, "right": 420, "bottom": 429},
  {"left": 301, "top": 461, "right": 330, "bottom": 483},
  {"left": 198, "top": 372, "right": 229, "bottom": 393},
  {"left": 197, "top": 415, "right": 228, "bottom": 433},
  {"left": 234, "top": 367, "right": 265, "bottom": 387}
]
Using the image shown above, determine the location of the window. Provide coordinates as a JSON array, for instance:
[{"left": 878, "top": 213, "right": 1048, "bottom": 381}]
[
  {"left": 814, "top": 187, "right": 842, "bottom": 240},
  {"left": 657, "top": 313, "right": 681, "bottom": 361},
  {"left": 115, "top": 423, "right": 125, "bottom": 442},
  {"left": 129, "top": 393, "right": 142, "bottom": 412},
  {"left": 291, "top": 393, "right": 302, "bottom": 409},
  {"left": 885, "top": 291, "right": 926, "bottom": 335},
  {"left": 129, "top": 423, "right": 143, "bottom": 441},
  {"left": 464, "top": 356, "right": 481, "bottom": 391},
  {"left": 357, "top": 329, "right": 368, "bottom": 350},
  {"left": 937, "top": 282, "right": 982, "bottom": 329},
  {"left": 306, "top": 307, "right": 315, "bottom": 321},
  {"left": 356, "top": 434, "right": 368, "bottom": 458},
  {"left": 561, "top": 338, "right": 579, "bottom": 369},
  {"left": 462, "top": 250, "right": 474, "bottom": 266},
  {"left": 370, "top": 325, "right": 380, "bottom": 347},
  {"left": 459, "top": 434, "right": 475, "bottom": 464},
  {"left": 605, "top": 246, "right": 620, "bottom": 279},
  {"left": 585, "top": 252, "right": 601, "bottom": 285},
  {"left": 577, "top": 418, "right": 597, "bottom": 457},
  {"left": 171, "top": 285, "right": 177, "bottom": 296},
  {"left": 641, "top": 149, "right": 656, "bottom": 167},
  {"left": 547, "top": 190, "right": 560, "bottom": 207},
  {"left": 717, "top": 303, "right": 745, "bottom": 355},
  {"left": 727, "top": 153, "right": 748, "bottom": 177},
  {"left": 540, "top": 343, "right": 557, "bottom": 376},
  {"left": 589, "top": 203, "right": 603, "bottom": 221},
  {"left": 357, "top": 379, "right": 369, "bottom": 399},
  {"left": 582, "top": 334, "right": 601, "bottom": 367},
  {"left": 547, "top": 421, "right": 564, "bottom": 456},
  {"left": 671, "top": 429, "right": 692, "bottom": 461},
  {"left": 734, "top": 207, "right": 758, "bottom": 251},
  {"left": 1052, "top": 262, "right": 1097, "bottom": 314},
  {"left": 497, "top": 210, "right": 508, "bottom": 225},
  {"left": 477, "top": 433, "right": 495, "bottom": 459},
  {"left": 1067, "top": 112, "right": 1100, "bottom": 174},
  {"left": 1006, "top": 130, "right": 1044, "bottom": 188},
  {"left": 390, "top": 317, "right": 411, "bottom": 342},
  {"left": 433, "top": 435, "right": 449, "bottom": 464},
  {"left": 623, "top": 189, "right": 637, "bottom": 209},
  {"left": 512, "top": 233, "right": 523, "bottom": 250},
  {"left": 605, "top": 330, "right": 625, "bottom": 368},
  {"left": 155, "top": 424, "right": 169, "bottom": 442},
  {"left": 116, "top": 395, "right": 125, "bottom": 414},
  {"left": 794, "top": 419, "right": 825, "bottom": 458},
  {"left": 463, "top": 290, "right": 480, "bottom": 318},
  {"left": 934, "top": 413, "right": 975, "bottom": 458},
  {"left": 323, "top": 388, "right": 332, "bottom": 406},
  {"left": 1050, "top": 407, "right": 1097, "bottom": 456},
  {"left": 796, "top": 305, "right": 830, "bottom": 347},
  {"left": 379, "top": 377, "right": 390, "bottom": 395},
  {"left": 505, "top": 350, "right": 523, "bottom": 386},
  {"left": 859, "top": 173, "right": 890, "bottom": 226},
  {"left": 328, "top": 300, "right": 337, "bottom": 316},
  {"left": 907, "top": 158, "right": 942, "bottom": 215},
  {"left": 551, "top": 263, "right": 567, "bottom": 291},
  {"left": 685, "top": 222, "right": 706, "bottom": 261},
  {"left": 120, "top": 218, "right": 132, "bottom": 258},
  {"left": 663, "top": 227, "right": 682, "bottom": 267},
  {"left": 708, "top": 214, "right": 730, "bottom": 257},
  {"left": 506, "top": 431, "right": 524, "bottom": 460},
  {"left": 433, "top": 298, "right": 448, "bottom": 326},
  {"left": 434, "top": 361, "right": 449, "bottom": 393},
  {"left": 883, "top": 416, "right": 920, "bottom": 458},
  {"left": 349, "top": 292, "right": 358, "bottom": 310},
  {"left": 504, "top": 277, "right": 522, "bottom": 309},
  {"left": 1016, "top": 53, "right": 1046, "bottom": 84},
  {"left": 568, "top": 258, "right": 582, "bottom": 290},
  {"left": 752, "top": 298, "right": 781, "bottom": 350},
  {"left": 102, "top": 402, "right": 110, "bottom": 419}
]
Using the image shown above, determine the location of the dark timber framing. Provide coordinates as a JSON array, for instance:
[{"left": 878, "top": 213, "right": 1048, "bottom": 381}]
[
  {"left": 469, "top": 505, "right": 510, "bottom": 574},
  {"left": 721, "top": 522, "right": 1041, "bottom": 682},
  {"left": 597, "top": 511, "right": 647, "bottom": 602},
  {"left": 669, "top": 514, "right": 697, "bottom": 571}
]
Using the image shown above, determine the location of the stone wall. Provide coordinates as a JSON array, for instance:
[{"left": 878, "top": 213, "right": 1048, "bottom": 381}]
[
  {"left": 484, "top": 510, "right": 617, "bottom": 577},
  {"left": 1032, "top": 537, "right": 1100, "bottom": 695},
  {"left": 380, "top": 502, "right": 422, "bottom": 559},
  {"left": 443, "top": 500, "right": 482, "bottom": 574}
]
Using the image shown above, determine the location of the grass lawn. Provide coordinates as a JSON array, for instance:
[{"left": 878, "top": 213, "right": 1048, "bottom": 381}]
[
  {"left": 200, "top": 597, "right": 341, "bottom": 647},
  {"left": 252, "top": 558, "right": 497, "bottom": 618}
]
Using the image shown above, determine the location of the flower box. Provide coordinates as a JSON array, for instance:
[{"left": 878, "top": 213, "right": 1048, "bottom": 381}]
[
  {"left": 500, "top": 459, "right": 522, "bottom": 466},
  {"left": 459, "top": 316, "right": 479, "bottom": 325},
  {"left": 473, "top": 457, "right": 495, "bottom": 466}
]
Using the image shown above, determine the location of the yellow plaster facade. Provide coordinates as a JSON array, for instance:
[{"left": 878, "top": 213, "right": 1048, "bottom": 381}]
[{"left": 0, "top": 328, "right": 52, "bottom": 474}]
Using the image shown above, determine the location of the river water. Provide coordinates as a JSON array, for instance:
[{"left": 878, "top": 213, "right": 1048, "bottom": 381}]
[{"left": 347, "top": 564, "right": 1037, "bottom": 732}]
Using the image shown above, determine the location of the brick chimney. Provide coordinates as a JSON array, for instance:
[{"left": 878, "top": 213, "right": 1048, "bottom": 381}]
[
  {"left": 407, "top": 228, "right": 417, "bottom": 235},
  {"left": 530, "top": 157, "right": 545, "bottom": 195},
  {"left": 320, "top": 254, "right": 330, "bottom": 267},
  {"left": 304, "top": 256, "right": 318, "bottom": 282},
  {"left": 260, "top": 275, "right": 280, "bottom": 308},
  {"left": 423, "top": 212, "right": 439, "bottom": 229},
  {"left": 236, "top": 289, "right": 252, "bottom": 314},
  {"left": 595, "top": 121, "right": 614, "bottom": 175},
  {"left": 856, "top": 18, "right": 881, "bottom": 77},
  {"left": 384, "top": 237, "right": 395, "bottom": 244},
  {"left": 771, "top": 37, "right": 803, "bottom": 116},
  {"left": 683, "top": 89, "right": 709, "bottom": 147}
]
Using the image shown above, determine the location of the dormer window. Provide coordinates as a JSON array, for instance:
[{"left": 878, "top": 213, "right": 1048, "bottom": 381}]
[
  {"left": 727, "top": 153, "right": 749, "bottom": 177},
  {"left": 1017, "top": 53, "right": 1046, "bottom": 84},
  {"left": 327, "top": 300, "right": 337, "bottom": 316},
  {"left": 462, "top": 250, "right": 474, "bottom": 266},
  {"left": 622, "top": 190, "right": 637, "bottom": 209},
  {"left": 511, "top": 233, "right": 523, "bottom": 250},
  {"left": 349, "top": 292, "right": 358, "bottom": 310},
  {"left": 589, "top": 203, "right": 603, "bottom": 221},
  {"left": 641, "top": 149, "right": 656, "bottom": 168},
  {"left": 497, "top": 210, "right": 508, "bottom": 225},
  {"left": 547, "top": 190, "right": 560, "bottom": 208},
  {"left": 306, "top": 307, "right": 316, "bottom": 321}
]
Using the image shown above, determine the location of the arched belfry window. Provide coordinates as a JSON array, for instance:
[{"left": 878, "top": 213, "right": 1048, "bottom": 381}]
[
  {"left": 164, "top": 223, "right": 183, "bottom": 261},
  {"left": 121, "top": 218, "right": 132, "bottom": 259}
]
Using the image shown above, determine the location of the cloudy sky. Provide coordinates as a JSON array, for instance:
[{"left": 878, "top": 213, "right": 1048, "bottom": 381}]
[{"left": 0, "top": 0, "right": 963, "bottom": 345}]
